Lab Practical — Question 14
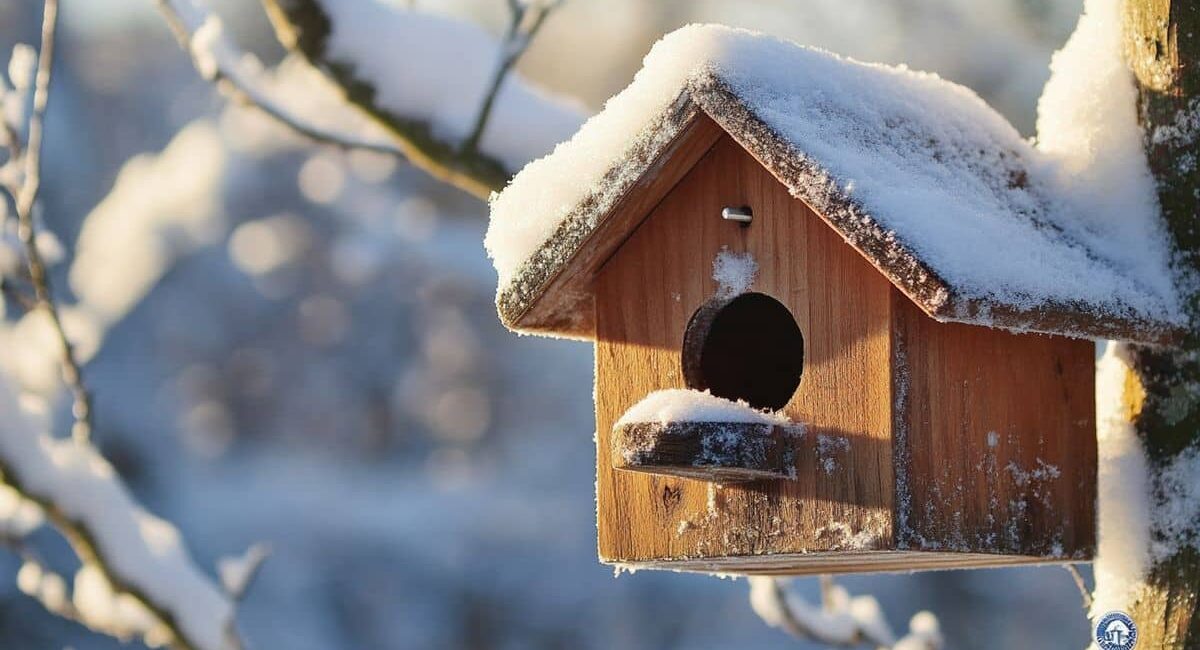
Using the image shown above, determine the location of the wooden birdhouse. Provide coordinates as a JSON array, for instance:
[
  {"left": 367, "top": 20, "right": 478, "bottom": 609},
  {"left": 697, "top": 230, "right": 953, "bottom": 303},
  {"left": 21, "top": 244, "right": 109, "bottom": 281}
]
[{"left": 485, "top": 26, "right": 1184, "bottom": 575}]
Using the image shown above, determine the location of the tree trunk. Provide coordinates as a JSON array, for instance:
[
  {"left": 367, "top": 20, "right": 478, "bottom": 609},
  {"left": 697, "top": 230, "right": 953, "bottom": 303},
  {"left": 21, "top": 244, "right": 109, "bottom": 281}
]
[{"left": 1121, "top": 2, "right": 1200, "bottom": 647}]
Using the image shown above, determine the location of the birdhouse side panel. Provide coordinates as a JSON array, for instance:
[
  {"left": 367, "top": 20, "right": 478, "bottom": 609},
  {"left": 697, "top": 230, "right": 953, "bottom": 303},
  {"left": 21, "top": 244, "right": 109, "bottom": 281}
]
[
  {"left": 892, "top": 292, "right": 1097, "bottom": 559},
  {"left": 594, "top": 135, "right": 897, "bottom": 570}
]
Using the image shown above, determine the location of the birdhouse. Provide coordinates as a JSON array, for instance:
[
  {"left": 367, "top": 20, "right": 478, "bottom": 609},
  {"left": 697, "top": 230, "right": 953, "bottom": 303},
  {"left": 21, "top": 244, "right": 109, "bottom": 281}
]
[{"left": 485, "top": 26, "right": 1184, "bottom": 575}]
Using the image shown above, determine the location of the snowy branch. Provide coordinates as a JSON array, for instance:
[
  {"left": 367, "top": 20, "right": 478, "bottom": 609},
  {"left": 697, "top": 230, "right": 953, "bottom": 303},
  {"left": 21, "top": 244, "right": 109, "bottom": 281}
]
[
  {"left": 748, "top": 577, "right": 942, "bottom": 649},
  {"left": 460, "top": 0, "right": 561, "bottom": 157},
  {"left": 258, "top": 0, "right": 584, "bottom": 199},
  {"left": 0, "top": 377, "right": 239, "bottom": 650},
  {"left": 153, "top": 0, "right": 404, "bottom": 158},
  {"left": 0, "top": 6, "right": 245, "bottom": 648},
  {"left": 0, "top": 0, "right": 95, "bottom": 444}
]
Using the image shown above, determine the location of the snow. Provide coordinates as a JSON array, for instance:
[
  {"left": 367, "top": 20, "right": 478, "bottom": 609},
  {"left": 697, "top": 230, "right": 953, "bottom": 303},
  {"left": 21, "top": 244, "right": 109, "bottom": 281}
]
[
  {"left": 2, "top": 44, "right": 36, "bottom": 144},
  {"left": 188, "top": 16, "right": 232, "bottom": 82},
  {"left": 1153, "top": 444, "right": 1200, "bottom": 561},
  {"left": 712, "top": 247, "right": 757, "bottom": 298},
  {"left": 0, "top": 484, "right": 42, "bottom": 537},
  {"left": 0, "top": 372, "right": 233, "bottom": 649},
  {"left": 1090, "top": 344, "right": 1151, "bottom": 618},
  {"left": 1004, "top": 459, "right": 1061, "bottom": 487},
  {"left": 816, "top": 434, "right": 849, "bottom": 475},
  {"left": 894, "top": 611, "right": 944, "bottom": 650},
  {"left": 320, "top": 0, "right": 586, "bottom": 171},
  {"left": 487, "top": 23, "right": 1182, "bottom": 339},
  {"left": 1034, "top": 0, "right": 1179, "bottom": 323},
  {"left": 218, "top": 543, "right": 271, "bottom": 600},
  {"left": 6, "top": 44, "right": 35, "bottom": 92},
  {"left": 615, "top": 389, "right": 790, "bottom": 427},
  {"left": 70, "top": 122, "right": 228, "bottom": 330}
]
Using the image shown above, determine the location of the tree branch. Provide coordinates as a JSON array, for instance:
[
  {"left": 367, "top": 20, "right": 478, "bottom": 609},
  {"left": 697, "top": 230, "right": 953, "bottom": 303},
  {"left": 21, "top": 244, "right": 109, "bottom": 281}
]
[
  {"left": 0, "top": 5, "right": 241, "bottom": 648},
  {"left": 1120, "top": 1, "right": 1200, "bottom": 645},
  {"left": 1063, "top": 564, "right": 1094, "bottom": 611},
  {"left": 0, "top": 391, "right": 238, "bottom": 650},
  {"left": 6, "top": 0, "right": 95, "bottom": 445},
  {"left": 152, "top": 0, "right": 404, "bottom": 158},
  {"left": 256, "top": 0, "right": 583, "bottom": 200},
  {"left": 459, "top": 0, "right": 561, "bottom": 158},
  {"left": 158, "top": 0, "right": 583, "bottom": 201},
  {"left": 748, "top": 576, "right": 943, "bottom": 649}
]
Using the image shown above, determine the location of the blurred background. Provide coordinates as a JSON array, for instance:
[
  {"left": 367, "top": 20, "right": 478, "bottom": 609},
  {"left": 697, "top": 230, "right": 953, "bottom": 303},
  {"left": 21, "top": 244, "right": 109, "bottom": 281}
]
[{"left": 0, "top": 0, "right": 1095, "bottom": 647}]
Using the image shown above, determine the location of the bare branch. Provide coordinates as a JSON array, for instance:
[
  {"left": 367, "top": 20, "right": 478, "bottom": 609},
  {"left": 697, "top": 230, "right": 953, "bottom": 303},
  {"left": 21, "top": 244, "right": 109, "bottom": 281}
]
[
  {"left": 218, "top": 543, "right": 271, "bottom": 603},
  {"left": 748, "top": 576, "right": 943, "bottom": 649},
  {"left": 9, "top": 0, "right": 95, "bottom": 445},
  {"left": 1063, "top": 564, "right": 1094, "bottom": 610},
  {"left": 818, "top": 574, "right": 836, "bottom": 611},
  {"left": 459, "top": 0, "right": 562, "bottom": 158}
]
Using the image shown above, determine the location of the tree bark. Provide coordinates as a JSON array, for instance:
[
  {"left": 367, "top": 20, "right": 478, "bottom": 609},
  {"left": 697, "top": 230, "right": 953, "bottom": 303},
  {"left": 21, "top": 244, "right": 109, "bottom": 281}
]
[{"left": 1122, "top": 2, "right": 1200, "bottom": 647}]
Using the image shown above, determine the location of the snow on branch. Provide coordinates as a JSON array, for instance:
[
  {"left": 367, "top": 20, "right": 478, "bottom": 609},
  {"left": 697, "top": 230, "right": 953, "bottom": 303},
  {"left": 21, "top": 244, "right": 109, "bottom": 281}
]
[
  {"left": 258, "top": 0, "right": 585, "bottom": 199},
  {"left": 154, "top": 0, "right": 406, "bottom": 158},
  {"left": 0, "top": 375, "right": 239, "bottom": 650},
  {"left": 0, "top": 5, "right": 251, "bottom": 648},
  {"left": 0, "top": 0, "right": 94, "bottom": 444},
  {"left": 748, "top": 576, "right": 943, "bottom": 649}
]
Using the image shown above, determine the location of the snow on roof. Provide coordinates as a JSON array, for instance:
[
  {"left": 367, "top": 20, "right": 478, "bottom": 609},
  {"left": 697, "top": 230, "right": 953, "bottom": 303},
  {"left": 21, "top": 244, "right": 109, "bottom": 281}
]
[{"left": 485, "top": 24, "right": 1185, "bottom": 344}]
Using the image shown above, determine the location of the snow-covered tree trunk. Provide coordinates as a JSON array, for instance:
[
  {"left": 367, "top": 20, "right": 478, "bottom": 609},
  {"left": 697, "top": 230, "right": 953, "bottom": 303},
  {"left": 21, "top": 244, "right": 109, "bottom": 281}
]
[{"left": 1121, "top": 2, "right": 1200, "bottom": 647}]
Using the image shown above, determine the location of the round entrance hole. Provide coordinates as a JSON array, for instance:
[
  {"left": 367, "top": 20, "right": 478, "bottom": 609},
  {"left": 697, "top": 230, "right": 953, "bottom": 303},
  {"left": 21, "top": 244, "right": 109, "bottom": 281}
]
[{"left": 682, "top": 292, "right": 804, "bottom": 411}]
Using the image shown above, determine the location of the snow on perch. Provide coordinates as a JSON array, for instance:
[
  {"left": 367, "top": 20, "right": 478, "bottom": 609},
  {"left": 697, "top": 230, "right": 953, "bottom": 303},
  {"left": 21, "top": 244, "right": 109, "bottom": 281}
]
[
  {"left": 613, "top": 390, "right": 799, "bottom": 483},
  {"left": 486, "top": 23, "right": 1183, "bottom": 343}
]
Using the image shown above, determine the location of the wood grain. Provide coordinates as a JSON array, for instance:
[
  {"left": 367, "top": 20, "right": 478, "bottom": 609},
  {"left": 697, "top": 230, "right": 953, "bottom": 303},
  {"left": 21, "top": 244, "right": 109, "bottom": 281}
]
[
  {"left": 592, "top": 133, "right": 1098, "bottom": 574},
  {"left": 893, "top": 293, "right": 1097, "bottom": 559},
  {"left": 594, "top": 135, "right": 896, "bottom": 568},
  {"left": 502, "top": 107, "right": 725, "bottom": 337}
]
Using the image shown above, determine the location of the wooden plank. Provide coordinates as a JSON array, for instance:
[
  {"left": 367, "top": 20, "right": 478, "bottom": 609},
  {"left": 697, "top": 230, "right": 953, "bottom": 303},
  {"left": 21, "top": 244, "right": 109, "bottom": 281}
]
[
  {"left": 612, "top": 421, "right": 793, "bottom": 482},
  {"left": 623, "top": 550, "right": 1071, "bottom": 576},
  {"left": 894, "top": 291, "right": 1097, "bottom": 559},
  {"left": 594, "top": 135, "right": 896, "bottom": 568}
]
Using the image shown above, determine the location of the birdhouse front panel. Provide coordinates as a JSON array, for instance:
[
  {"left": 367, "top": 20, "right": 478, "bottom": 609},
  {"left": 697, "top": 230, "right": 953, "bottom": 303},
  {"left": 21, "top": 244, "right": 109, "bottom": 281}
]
[{"left": 595, "top": 134, "right": 900, "bottom": 573}]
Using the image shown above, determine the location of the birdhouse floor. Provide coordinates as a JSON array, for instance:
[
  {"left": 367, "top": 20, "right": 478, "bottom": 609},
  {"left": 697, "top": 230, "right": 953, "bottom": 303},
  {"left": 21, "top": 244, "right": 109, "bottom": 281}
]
[{"left": 614, "top": 551, "right": 1075, "bottom": 576}]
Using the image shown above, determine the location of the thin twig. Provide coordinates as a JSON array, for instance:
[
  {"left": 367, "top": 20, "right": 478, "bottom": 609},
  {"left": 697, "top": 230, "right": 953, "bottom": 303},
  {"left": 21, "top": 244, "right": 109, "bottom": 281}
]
[
  {"left": 12, "top": 0, "right": 94, "bottom": 444},
  {"left": 153, "top": 0, "right": 404, "bottom": 157},
  {"left": 764, "top": 577, "right": 893, "bottom": 648},
  {"left": 1063, "top": 564, "right": 1094, "bottom": 610},
  {"left": 818, "top": 574, "right": 837, "bottom": 611},
  {"left": 460, "top": 0, "right": 561, "bottom": 158}
]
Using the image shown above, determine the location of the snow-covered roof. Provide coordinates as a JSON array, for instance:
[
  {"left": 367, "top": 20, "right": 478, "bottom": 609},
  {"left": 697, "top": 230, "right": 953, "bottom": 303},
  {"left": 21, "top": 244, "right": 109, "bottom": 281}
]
[{"left": 485, "top": 25, "right": 1185, "bottom": 344}]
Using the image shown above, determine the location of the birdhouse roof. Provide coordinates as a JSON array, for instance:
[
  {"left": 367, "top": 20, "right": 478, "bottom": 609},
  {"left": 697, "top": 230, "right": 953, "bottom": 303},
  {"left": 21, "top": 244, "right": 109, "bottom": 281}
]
[{"left": 485, "top": 25, "right": 1185, "bottom": 345}]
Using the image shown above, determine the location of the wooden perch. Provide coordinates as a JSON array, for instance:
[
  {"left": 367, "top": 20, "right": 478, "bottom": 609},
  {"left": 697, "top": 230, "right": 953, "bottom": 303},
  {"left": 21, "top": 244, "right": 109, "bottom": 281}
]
[{"left": 612, "top": 421, "right": 792, "bottom": 482}]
